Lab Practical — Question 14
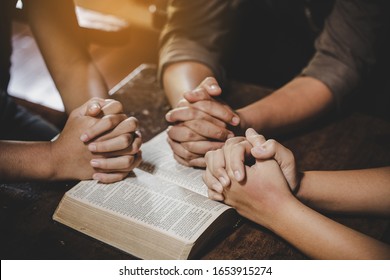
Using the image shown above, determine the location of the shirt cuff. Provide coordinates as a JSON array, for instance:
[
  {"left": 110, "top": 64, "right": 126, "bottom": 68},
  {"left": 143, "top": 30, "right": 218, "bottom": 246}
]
[{"left": 301, "top": 51, "right": 360, "bottom": 109}]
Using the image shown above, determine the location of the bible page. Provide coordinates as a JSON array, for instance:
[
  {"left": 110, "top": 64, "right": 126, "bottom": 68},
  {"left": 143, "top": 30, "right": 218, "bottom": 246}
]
[
  {"left": 65, "top": 169, "right": 231, "bottom": 243},
  {"left": 139, "top": 130, "right": 208, "bottom": 197}
]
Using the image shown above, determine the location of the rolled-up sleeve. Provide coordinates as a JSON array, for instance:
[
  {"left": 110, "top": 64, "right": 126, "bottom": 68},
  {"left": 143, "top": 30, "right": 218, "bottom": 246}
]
[
  {"left": 158, "top": 0, "right": 232, "bottom": 85},
  {"left": 302, "top": 0, "right": 388, "bottom": 107}
]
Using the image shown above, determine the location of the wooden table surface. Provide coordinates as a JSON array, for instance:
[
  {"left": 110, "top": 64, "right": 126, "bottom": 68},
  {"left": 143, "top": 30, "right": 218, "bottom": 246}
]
[{"left": 1, "top": 64, "right": 389, "bottom": 259}]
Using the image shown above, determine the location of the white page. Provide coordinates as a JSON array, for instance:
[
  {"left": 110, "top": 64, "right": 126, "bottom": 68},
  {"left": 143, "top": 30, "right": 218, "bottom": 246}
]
[
  {"left": 66, "top": 169, "right": 230, "bottom": 243},
  {"left": 139, "top": 130, "right": 208, "bottom": 197}
]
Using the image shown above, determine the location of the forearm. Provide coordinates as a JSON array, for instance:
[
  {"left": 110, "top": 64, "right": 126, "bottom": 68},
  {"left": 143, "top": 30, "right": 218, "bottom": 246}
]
[
  {"left": 236, "top": 76, "right": 334, "bottom": 136},
  {"left": 297, "top": 167, "right": 390, "bottom": 215},
  {"left": 26, "top": 0, "right": 109, "bottom": 113},
  {"left": 49, "top": 62, "right": 109, "bottom": 113},
  {"left": 162, "top": 61, "right": 214, "bottom": 107},
  {"left": 269, "top": 199, "right": 390, "bottom": 259},
  {"left": 0, "top": 142, "right": 55, "bottom": 181}
]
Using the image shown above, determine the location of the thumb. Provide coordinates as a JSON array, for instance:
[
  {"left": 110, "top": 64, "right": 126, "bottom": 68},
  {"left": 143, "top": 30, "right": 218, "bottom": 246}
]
[
  {"left": 184, "top": 77, "right": 222, "bottom": 103},
  {"left": 84, "top": 98, "right": 106, "bottom": 117},
  {"left": 251, "top": 139, "right": 299, "bottom": 192}
]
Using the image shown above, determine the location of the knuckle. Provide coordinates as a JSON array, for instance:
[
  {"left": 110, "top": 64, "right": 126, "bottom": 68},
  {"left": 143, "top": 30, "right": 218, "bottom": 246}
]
[
  {"left": 166, "top": 126, "right": 173, "bottom": 138},
  {"left": 267, "top": 139, "right": 277, "bottom": 150},
  {"left": 182, "top": 141, "right": 194, "bottom": 152},
  {"left": 125, "top": 156, "right": 135, "bottom": 168},
  {"left": 207, "top": 189, "right": 214, "bottom": 199},
  {"left": 204, "top": 151, "right": 211, "bottom": 161},
  {"left": 204, "top": 76, "right": 216, "bottom": 84},
  {"left": 177, "top": 98, "right": 188, "bottom": 107},
  {"left": 187, "top": 108, "right": 197, "bottom": 119},
  {"left": 184, "top": 129, "right": 196, "bottom": 140},
  {"left": 173, "top": 154, "right": 188, "bottom": 166},
  {"left": 190, "top": 120, "right": 201, "bottom": 131},
  {"left": 127, "top": 117, "right": 138, "bottom": 129},
  {"left": 121, "top": 133, "right": 132, "bottom": 147},
  {"left": 286, "top": 149, "right": 295, "bottom": 161},
  {"left": 218, "top": 129, "right": 228, "bottom": 139},
  {"left": 90, "top": 97, "right": 101, "bottom": 102},
  {"left": 225, "top": 137, "right": 235, "bottom": 146},
  {"left": 116, "top": 102, "right": 124, "bottom": 113},
  {"left": 205, "top": 150, "right": 216, "bottom": 161},
  {"left": 181, "top": 148, "right": 193, "bottom": 160},
  {"left": 111, "top": 100, "right": 124, "bottom": 112},
  {"left": 216, "top": 167, "right": 226, "bottom": 177},
  {"left": 132, "top": 138, "right": 142, "bottom": 152},
  {"left": 220, "top": 109, "right": 230, "bottom": 120},
  {"left": 98, "top": 160, "right": 108, "bottom": 169},
  {"left": 103, "top": 115, "right": 116, "bottom": 128},
  {"left": 95, "top": 142, "right": 107, "bottom": 152},
  {"left": 225, "top": 136, "right": 243, "bottom": 146}
]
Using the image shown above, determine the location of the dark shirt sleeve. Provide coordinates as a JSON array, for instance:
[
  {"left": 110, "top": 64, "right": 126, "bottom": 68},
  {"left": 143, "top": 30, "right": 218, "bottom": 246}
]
[
  {"left": 0, "top": 0, "right": 15, "bottom": 91},
  {"left": 301, "top": 0, "right": 389, "bottom": 107},
  {"left": 158, "top": 0, "right": 233, "bottom": 85}
]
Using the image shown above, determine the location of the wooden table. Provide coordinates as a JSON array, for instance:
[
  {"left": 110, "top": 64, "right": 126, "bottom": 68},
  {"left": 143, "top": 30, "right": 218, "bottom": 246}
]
[{"left": 1, "top": 64, "right": 389, "bottom": 259}]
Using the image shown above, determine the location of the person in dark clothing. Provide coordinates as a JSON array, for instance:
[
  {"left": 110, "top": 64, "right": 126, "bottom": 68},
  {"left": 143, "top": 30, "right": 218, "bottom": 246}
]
[
  {"left": 0, "top": 0, "right": 59, "bottom": 141},
  {"left": 158, "top": 0, "right": 389, "bottom": 167}
]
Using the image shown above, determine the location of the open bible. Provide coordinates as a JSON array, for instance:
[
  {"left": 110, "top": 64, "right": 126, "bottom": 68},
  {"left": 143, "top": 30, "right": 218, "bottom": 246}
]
[{"left": 53, "top": 130, "right": 239, "bottom": 259}]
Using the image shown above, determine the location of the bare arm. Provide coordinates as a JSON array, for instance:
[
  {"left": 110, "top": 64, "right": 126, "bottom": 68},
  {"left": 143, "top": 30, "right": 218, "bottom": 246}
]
[
  {"left": 298, "top": 167, "right": 390, "bottom": 215},
  {"left": 0, "top": 141, "right": 56, "bottom": 180},
  {"left": 237, "top": 76, "right": 334, "bottom": 136},
  {"left": 0, "top": 99, "right": 142, "bottom": 183},
  {"left": 164, "top": 65, "right": 335, "bottom": 137},
  {"left": 204, "top": 130, "right": 390, "bottom": 259},
  {"left": 243, "top": 129, "right": 390, "bottom": 215},
  {"left": 25, "top": 0, "right": 109, "bottom": 113},
  {"left": 163, "top": 61, "right": 214, "bottom": 107},
  {"left": 270, "top": 194, "right": 390, "bottom": 259},
  {"left": 205, "top": 148, "right": 390, "bottom": 259},
  {"left": 220, "top": 159, "right": 390, "bottom": 260}
]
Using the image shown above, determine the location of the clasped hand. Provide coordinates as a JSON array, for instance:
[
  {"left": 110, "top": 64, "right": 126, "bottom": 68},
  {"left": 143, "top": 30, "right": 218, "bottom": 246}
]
[
  {"left": 165, "top": 77, "right": 241, "bottom": 167},
  {"left": 203, "top": 128, "right": 300, "bottom": 225},
  {"left": 52, "top": 98, "right": 142, "bottom": 183}
]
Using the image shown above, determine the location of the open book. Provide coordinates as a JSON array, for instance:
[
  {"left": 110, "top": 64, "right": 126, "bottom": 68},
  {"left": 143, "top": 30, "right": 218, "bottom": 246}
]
[{"left": 53, "top": 130, "right": 239, "bottom": 260}]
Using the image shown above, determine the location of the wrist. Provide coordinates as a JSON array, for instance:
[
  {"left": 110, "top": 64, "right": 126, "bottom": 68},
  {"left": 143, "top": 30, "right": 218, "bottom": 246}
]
[
  {"left": 236, "top": 105, "right": 268, "bottom": 135},
  {"left": 295, "top": 171, "right": 310, "bottom": 203},
  {"left": 49, "top": 139, "right": 69, "bottom": 180},
  {"left": 256, "top": 193, "right": 300, "bottom": 232},
  {"left": 49, "top": 141, "right": 60, "bottom": 180},
  {"left": 34, "top": 141, "right": 58, "bottom": 180},
  {"left": 292, "top": 171, "right": 304, "bottom": 195}
]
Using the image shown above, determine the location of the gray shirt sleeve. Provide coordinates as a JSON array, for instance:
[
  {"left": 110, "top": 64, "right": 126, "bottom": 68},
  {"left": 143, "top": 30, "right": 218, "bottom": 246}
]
[
  {"left": 158, "top": 0, "right": 232, "bottom": 85},
  {"left": 301, "top": 0, "right": 388, "bottom": 107}
]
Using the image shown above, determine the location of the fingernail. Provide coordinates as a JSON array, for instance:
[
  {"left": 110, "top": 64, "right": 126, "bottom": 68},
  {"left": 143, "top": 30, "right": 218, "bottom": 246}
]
[
  {"left": 92, "top": 173, "right": 100, "bottom": 181},
  {"left": 80, "top": 133, "right": 89, "bottom": 142},
  {"left": 231, "top": 116, "right": 240, "bottom": 125},
  {"left": 246, "top": 128, "right": 256, "bottom": 135},
  {"left": 90, "top": 103, "right": 100, "bottom": 111},
  {"left": 165, "top": 112, "right": 171, "bottom": 121},
  {"left": 90, "top": 160, "right": 99, "bottom": 167},
  {"left": 210, "top": 84, "right": 219, "bottom": 91},
  {"left": 234, "top": 170, "right": 242, "bottom": 181},
  {"left": 88, "top": 143, "right": 97, "bottom": 152},
  {"left": 227, "top": 132, "right": 235, "bottom": 139}
]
